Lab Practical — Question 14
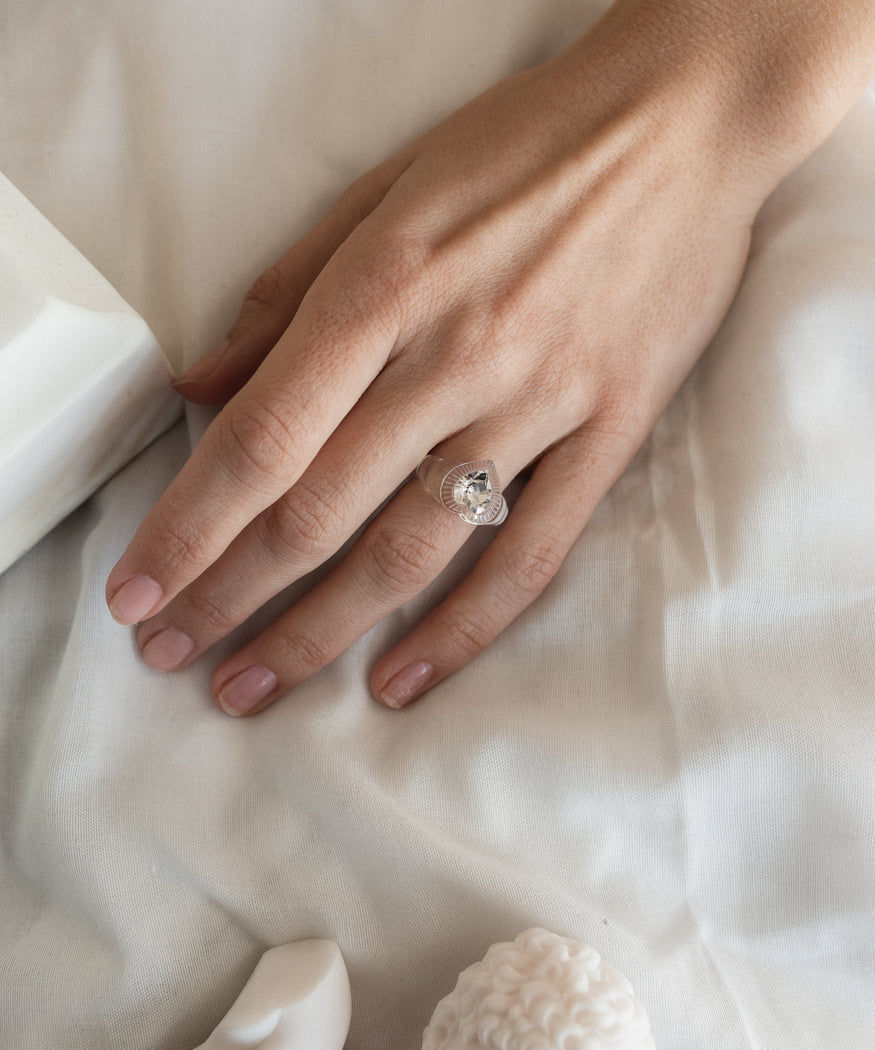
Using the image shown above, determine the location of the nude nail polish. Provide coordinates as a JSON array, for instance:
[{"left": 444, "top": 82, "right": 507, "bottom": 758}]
[
  {"left": 217, "top": 665, "right": 279, "bottom": 716},
  {"left": 107, "top": 574, "right": 163, "bottom": 625},
  {"left": 379, "top": 661, "right": 434, "bottom": 708},
  {"left": 141, "top": 627, "right": 195, "bottom": 671}
]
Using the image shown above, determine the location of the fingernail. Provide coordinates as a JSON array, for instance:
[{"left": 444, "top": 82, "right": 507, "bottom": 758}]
[
  {"left": 173, "top": 338, "right": 230, "bottom": 385},
  {"left": 217, "top": 665, "right": 279, "bottom": 716},
  {"left": 141, "top": 627, "right": 195, "bottom": 671},
  {"left": 379, "top": 661, "right": 434, "bottom": 709},
  {"left": 107, "top": 574, "right": 163, "bottom": 625}
]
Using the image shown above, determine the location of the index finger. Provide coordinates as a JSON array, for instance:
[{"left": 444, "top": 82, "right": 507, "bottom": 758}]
[{"left": 105, "top": 280, "right": 397, "bottom": 625}]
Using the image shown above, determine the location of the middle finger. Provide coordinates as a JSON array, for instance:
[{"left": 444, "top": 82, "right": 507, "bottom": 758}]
[
  {"left": 208, "top": 414, "right": 544, "bottom": 716},
  {"left": 135, "top": 359, "right": 473, "bottom": 670}
]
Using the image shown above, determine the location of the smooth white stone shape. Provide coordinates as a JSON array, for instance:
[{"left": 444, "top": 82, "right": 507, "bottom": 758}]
[
  {"left": 0, "top": 171, "right": 182, "bottom": 576},
  {"left": 422, "top": 927, "right": 656, "bottom": 1050},
  {"left": 193, "top": 940, "right": 351, "bottom": 1050}
]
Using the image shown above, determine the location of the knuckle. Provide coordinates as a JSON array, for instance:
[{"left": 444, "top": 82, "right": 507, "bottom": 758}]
[
  {"left": 263, "top": 478, "right": 345, "bottom": 560},
  {"left": 243, "top": 264, "right": 285, "bottom": 311},
  {"left": 488, "top": 274, "right": 539, "bottom": 340},
  {"left": 302, "top": 269, "right": 397, "bottom": 359},
  {"left": 499, "top": 540, "right": 564, "bottom": 597},
  {"left": 441, "top": 331, "right": 483, "bottom": 376},
  {"left": 304, "top": 229, "right": 427, "bottom": 344},
  {"left": 438, "top": 310, "right": 510, "bottom": 391},
  {"left": 594, "top": 372, "right": 645, "bottom": 433},
  {"left": 149, "top": 514, "right": 212, "bottom": 575},
  {"left": 441, "top": 606, "right": 492, "bottom": 657},
  {"left": 362, "top": 525, "right": 442, "bottom": 595},
  {"left": 276, "top": 624, "right": 334, "bottom": 672},
  {"left": 360, "top": 231, "right": 430, "bottom": 309},
  {"left": 585, "top": 395, "right": 644, "bottom": 458},
  {"left": 220, "top": 399, "right": 299, "bottom": 485},
  {"left": 182, "top": 587, "right": 238, "bottom": 634},
  {"left": 335, "top": 172, "right": 380, "bottom": 219}
]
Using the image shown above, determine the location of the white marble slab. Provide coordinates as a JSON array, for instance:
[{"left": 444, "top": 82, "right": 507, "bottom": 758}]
[{"left": 0, "top": 171, "right": 183, "bottom": 576}]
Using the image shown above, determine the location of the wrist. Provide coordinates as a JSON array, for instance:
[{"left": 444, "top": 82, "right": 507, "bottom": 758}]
[{"left": 550, "top": 0, "right": 875, "bottom": 202}]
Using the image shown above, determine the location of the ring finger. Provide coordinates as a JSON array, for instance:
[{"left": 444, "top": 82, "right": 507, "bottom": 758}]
[
  {"left": 202, "top": 418, "right": 548, "bottom": 716},
  {"left": 135, "top": 357, "right": 474, "bottom": 670}
]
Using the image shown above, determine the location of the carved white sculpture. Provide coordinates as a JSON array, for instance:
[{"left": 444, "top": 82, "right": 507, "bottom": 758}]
[
  {"left": 190, "top": 929, "right": 652, "bottom": 1050},
  {"left": 0, "top": 171, "right": 181, "bottom": 575},
  {"left": 422, "top": 927, "right": 656, "bottom": 1050},
  {"left": 193, "top": 939, "right": 351, "bottom": 1050}
]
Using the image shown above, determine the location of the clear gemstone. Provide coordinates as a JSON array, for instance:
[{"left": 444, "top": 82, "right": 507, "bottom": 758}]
[{"left": 453, "top": 470, "right": 492, "bottom": 516}]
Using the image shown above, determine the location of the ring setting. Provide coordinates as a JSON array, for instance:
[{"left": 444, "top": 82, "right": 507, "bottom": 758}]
[{"left": 416, "top": 455, "right": 508, "bottom": 526}]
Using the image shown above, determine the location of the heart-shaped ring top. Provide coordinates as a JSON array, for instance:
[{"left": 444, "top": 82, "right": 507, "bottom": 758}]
[{"left": 416, "top": 456, "right": 508, "bottom": 526}]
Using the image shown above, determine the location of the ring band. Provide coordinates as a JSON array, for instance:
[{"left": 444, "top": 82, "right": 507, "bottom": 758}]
[{"left": 415, "top": 455, "right": 508, "bottom": 526}]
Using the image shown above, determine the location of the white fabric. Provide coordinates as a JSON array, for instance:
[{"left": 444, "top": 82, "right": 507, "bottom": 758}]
[{"left": 1, "top": 3, "right": 874, "bottom": 1048}]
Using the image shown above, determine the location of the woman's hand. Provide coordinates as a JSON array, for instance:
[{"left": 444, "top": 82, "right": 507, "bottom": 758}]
[{"left": 104, "top": 0, "right": 873, "bottom": 716}]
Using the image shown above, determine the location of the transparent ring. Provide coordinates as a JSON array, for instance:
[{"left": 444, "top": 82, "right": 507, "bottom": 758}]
[{"left": 415, "top": 455, "right": 508, "bottom": 526}]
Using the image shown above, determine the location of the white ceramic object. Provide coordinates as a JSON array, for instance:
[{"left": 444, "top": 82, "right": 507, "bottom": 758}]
[
  {"left": 422, "top": 927, "right": 656, "bottom": 1050},
  {"left": 0, "top": 171, "right": 182, "bottom": 576},
  {"left": 193, "top": 939, "right": 351, "bottom": 1050}
]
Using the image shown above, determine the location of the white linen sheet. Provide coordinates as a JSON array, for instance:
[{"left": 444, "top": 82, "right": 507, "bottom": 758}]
[{"left": 1, "top": 3, "right": 873, "bottom": 1048}]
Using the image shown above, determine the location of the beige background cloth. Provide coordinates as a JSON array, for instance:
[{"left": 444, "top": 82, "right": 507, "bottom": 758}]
[{"left": 1, "top": 2, "right": 873, "bottom": 1047}]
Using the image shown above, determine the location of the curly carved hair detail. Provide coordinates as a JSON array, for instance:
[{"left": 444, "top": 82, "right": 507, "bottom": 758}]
[{"left": 422, "top": 927, "right": 655, "bottom": 1050}]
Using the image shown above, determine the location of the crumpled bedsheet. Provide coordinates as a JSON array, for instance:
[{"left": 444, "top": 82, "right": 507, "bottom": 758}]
[{"left": 0, "top": 3, "right": 873, "bottom": 1048}]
